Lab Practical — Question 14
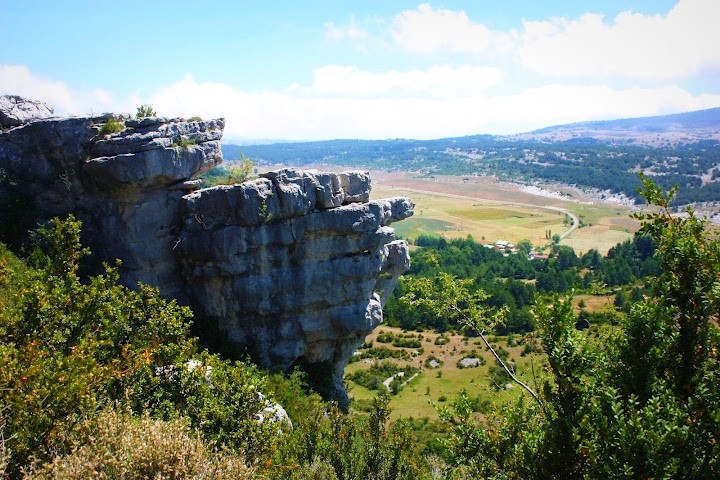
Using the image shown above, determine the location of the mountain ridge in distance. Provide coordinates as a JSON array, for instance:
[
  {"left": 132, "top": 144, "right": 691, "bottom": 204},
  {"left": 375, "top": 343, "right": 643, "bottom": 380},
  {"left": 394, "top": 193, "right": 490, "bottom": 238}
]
[
  {"left": 223, "top": 107, "right": 720, "bottom": 149},
  {"left": 508, "top": 107, "right": 720, "bottom": 146}
]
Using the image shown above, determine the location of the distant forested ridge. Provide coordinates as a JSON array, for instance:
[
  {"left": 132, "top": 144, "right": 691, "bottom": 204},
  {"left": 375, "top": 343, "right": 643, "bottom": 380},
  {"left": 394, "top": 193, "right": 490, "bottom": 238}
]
[{"left": 223, "top": 108, "right": 720, "bottom": 206}]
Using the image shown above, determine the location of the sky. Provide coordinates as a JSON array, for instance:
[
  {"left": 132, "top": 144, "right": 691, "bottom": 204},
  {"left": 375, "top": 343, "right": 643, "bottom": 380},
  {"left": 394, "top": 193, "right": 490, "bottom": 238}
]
[{"left": 1, "top": 0, "right": 719, "bottom": 142}]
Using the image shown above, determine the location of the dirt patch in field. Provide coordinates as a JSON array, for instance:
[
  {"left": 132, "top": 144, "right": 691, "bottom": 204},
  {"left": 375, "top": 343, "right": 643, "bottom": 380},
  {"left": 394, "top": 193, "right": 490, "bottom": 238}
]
[{"left": 373, "top": 171, "right": 641, "bottom": 253}]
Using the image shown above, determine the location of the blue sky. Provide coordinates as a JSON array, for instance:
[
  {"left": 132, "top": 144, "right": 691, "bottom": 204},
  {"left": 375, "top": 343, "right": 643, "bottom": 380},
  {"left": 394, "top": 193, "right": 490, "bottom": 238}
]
[{"left": 1, "top": 0, "right": 718, "bottom": 141}]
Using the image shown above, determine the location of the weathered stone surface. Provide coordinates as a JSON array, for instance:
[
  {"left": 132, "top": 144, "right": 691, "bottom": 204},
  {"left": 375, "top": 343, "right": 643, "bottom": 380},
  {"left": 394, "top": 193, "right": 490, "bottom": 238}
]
[
  {"left": 0, "top": 111, "right": 225, "bottom": 297},
  {"left": 0, "top": 94, "right": 54, "bottom": 127},
  {"left": 178, "top": 171, "right": 412, "bottom": 407},
  {"left": 0, "top": 99, "right": 413, "bottom": 408}
]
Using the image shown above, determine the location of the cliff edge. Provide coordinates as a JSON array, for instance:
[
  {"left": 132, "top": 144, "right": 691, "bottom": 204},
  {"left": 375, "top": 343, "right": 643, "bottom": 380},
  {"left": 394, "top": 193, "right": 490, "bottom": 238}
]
[{"left": 0, "top": 95, "right": 413, "bottom": 407}]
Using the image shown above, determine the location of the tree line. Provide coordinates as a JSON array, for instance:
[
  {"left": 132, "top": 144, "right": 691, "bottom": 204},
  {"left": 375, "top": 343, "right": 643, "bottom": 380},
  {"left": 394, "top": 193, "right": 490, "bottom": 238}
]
[{"left": 385, "top": 231, "right": 660, "bottom": 334}]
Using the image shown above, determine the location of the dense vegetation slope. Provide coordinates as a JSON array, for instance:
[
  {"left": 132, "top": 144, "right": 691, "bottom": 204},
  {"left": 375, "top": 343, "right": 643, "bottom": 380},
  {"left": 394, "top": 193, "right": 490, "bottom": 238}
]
[{"left": 2, "top": 177, "right": 718, "bottom": 479}]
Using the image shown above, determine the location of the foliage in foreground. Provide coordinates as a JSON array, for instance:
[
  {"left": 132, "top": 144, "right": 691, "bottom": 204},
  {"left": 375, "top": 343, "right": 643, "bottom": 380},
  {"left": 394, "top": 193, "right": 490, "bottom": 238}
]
[
  {"left": 437, "top": 176, "right": 720, "bottom": 479},
  {"left": 23, "top": 408, "right": 254, "bottom": 480},
  {"left": 0, "top": 216, "right": 428, "bottom": 479},
  {"left": 270, "top": 394, "right": 426, "bottom": 480},
  {"left": 2, "top": 174, "right": 718, "bottom": 479},
  {"left": 0, "top": 216, "right": 278, "bottom": 478}
]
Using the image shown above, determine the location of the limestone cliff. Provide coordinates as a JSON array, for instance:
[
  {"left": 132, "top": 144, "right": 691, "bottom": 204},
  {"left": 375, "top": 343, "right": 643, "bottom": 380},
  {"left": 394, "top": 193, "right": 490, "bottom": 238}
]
[{"left": 0, "top": 96, "right": 413, "bottom": 407}]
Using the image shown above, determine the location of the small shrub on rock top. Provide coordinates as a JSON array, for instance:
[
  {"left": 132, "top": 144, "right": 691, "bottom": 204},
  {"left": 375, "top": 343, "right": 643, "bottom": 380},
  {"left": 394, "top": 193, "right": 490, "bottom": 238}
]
[
  {"left": 98, "top": 117, "right": 124, "bottom": 135},
  {"left": 136, "top": 104, "right": 156, "bottom": 118}
]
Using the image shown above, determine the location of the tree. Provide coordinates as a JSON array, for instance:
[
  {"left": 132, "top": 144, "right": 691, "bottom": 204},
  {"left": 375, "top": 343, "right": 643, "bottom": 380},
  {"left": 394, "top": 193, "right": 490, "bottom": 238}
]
[{"left": 439, "top": 176, "right": 720, "bottom": 479}]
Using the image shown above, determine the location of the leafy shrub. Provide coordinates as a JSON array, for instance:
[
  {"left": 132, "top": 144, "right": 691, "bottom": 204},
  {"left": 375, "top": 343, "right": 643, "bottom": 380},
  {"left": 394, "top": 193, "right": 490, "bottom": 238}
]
[
  {"left": 0, "top": 216, "right": 281, "bottom": 476},
  {"left": 24, "top": 408, "right": 254, "bottom": 480},
  {"left": 348, "top": 347, "right": 411, "bottom": 363},
  {"left": 98, "top": 118, "right": 124, "bottom": 135},
  {"left": 199, "top": 155, "right": 256, "bottom": 187},
  {"left": 392, "top": 337, "right": 422, "bottom": 348},
  {"left": 271, "top": 395, "right": 423, "bottom": 480},
  {"left": 346, "top": 361, "right": 419, "bottom": 395},
  {"left": 173, "top": 134, "right": 200, "bottom": 149},
  {"left": 188, "top": 115, "right": 203, "bottom": 122},
  {"left": 439, "top": 178, "right": 720, "bottom": 479},
  {"left": 136, "top": 104, "right": 156, "bottom": 118},
  {"left": 376, "top": 331, "right": 395, "bottom": 343}
]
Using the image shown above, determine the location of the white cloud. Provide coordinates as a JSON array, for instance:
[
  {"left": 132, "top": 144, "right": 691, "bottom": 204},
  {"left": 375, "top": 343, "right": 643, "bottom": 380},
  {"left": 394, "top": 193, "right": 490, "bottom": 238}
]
[
  {"left": 0, "top": 65, "right": 76, "bottom": 113},
  {"left": 3, "top": 65, "right": 719, "bottom": 142},
  {"left": 516, "top": 0, "right": 720, "bottom": 79},
  {"left": 311, "top": 64, "right": 505, "bottom": 97},
  {"left": 147, "top": 74, "right": 720, "bottom": 140},
  {"left": 375, "top": 1, "right": 720, "bottom": 81},
  {"left": 391, "top": 3, "right": 513, "bottom": 55},
  {"left": 0, "top": 64, "right": 122, "bottom": 116},
  {"left": 324, "top": 18, "right": 368, "bottom": 42}
]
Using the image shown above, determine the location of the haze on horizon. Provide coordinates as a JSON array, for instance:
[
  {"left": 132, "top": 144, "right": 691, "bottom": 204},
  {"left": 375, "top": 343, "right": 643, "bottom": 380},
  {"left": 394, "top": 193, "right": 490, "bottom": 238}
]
[{"left": 1, "top": 0, "right": 719, "bottom": 142}]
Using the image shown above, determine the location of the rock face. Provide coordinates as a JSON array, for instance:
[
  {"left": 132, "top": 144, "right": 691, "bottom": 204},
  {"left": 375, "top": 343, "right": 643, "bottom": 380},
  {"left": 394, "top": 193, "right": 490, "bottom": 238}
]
[
  {"left": 0, "top": 94, "right": 54, "bottom": 127},
  {"left": 0, "top": 96, "right": 413, "bottom": 407},
  {"left": 180, "top": 169, "right": 413, "bottom": 406}
]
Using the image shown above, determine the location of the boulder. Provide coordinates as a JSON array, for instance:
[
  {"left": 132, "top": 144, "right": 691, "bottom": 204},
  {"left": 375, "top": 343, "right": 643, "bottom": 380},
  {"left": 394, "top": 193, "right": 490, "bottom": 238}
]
[{"left": 0, "top": 94, "right": 54, "bottom": 128}]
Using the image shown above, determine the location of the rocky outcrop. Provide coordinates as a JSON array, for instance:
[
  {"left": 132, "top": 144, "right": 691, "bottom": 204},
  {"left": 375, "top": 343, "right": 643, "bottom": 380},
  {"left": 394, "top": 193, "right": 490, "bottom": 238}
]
[
  {"left": 0, "top": 96, "right": 413, "bottom": 407},
  {"left": 0, "top": 94, "right": 54, "bottom": 127},
  {"left": 0, "top": 102, "right": 224, "bottom": 296},
  {"left": 179, "top": 169, "right": 412, "bottom": 406}
]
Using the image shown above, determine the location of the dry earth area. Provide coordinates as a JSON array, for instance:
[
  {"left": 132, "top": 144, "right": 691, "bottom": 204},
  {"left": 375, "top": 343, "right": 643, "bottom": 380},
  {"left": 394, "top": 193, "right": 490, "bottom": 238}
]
[{"left": 371, "top": 171, "right": 641, "bottom": 254}]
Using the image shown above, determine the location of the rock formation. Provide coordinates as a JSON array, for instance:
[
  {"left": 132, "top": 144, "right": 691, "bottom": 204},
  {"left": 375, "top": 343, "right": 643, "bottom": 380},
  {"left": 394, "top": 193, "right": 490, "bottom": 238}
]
[
  {"left": 0, "top": 94, "right": 54, "bottom": 127},
  {"left": 0, "top": 95, "right": 413, "bottom": 407}
]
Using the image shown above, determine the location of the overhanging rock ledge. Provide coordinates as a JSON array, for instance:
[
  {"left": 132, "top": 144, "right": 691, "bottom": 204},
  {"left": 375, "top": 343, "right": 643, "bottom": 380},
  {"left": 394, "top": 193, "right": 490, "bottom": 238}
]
[{"left": 0, "top": 95, "right": 414, "bottom": 408}]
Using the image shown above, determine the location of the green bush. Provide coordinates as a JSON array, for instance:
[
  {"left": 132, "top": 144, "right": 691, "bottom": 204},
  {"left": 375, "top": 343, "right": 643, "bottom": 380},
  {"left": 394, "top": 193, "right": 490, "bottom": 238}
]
[
  {"left": 438, "top": 177, "right": 720, "bottom": 479},
  {"left": 172, "top": 135, "right": 200, "bottom": 149},
  {"left": 24, "top": 408, "right": 255, "bottom": 480},
  {"left": 98, "top": 118, "right": 124, "bottom": 135},
  {"left": 346, "top": 361, "right": 419, "bottom": 395},
  {"left": 271, "top": 395, "right": 423, "bottom": 480},
  {"left": 136, "top": 104, "right": 156, "bottom": 118},
  {"left": 0, "top": 216, "right": 281, "bottom": 477},
  {"left": 392, "top": 337, "right": 422, "bottom": 349},
  {"left": 199, "top": 155, "right": 256, "bottom": 187},
  {"left": 376, "top": 331, "right": 395, "bottom": 343},
  {"left": 348, "top": 347, "right": 411, "bottom": 363}
]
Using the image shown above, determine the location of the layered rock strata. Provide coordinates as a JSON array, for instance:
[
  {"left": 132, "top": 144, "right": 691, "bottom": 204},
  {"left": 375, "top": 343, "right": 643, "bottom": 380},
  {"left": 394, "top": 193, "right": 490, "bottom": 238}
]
[
  {"left": 180, "top": 169, "right": 413, "bottom": 406},
  {"left": 0, "top": 96, "right": 413, "bottom": 406}
]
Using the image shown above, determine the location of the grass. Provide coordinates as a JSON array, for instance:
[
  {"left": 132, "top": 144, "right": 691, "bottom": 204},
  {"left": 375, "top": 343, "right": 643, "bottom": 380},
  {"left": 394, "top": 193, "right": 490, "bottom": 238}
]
[
  {"left": 347, "top": 327, "right": 544, "bottom": 421},
  {"left": 173, "top": 135, "right": 199, "bottom": 149},
  {"left": 371, "top": 172, "right": 640, "bottom": 253}
]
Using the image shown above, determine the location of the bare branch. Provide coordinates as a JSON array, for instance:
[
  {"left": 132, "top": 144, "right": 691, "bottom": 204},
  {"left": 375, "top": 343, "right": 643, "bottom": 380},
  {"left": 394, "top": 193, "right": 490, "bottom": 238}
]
[{"left": 479, "top": 329, "right": 545, "bottom": 414}]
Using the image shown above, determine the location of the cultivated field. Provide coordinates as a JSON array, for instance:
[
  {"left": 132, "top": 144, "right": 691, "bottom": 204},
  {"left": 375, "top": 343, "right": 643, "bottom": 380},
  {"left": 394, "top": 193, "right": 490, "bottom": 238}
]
[{"left": 371, "top": 172, "right": 641, "bottom": 254}]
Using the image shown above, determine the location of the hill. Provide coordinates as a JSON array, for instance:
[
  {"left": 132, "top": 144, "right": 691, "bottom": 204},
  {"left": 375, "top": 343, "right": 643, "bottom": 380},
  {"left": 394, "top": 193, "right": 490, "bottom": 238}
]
[
  {"left": 514, "top": 107, "right": 720, "bottom": 146},
  {"left": 223, "top": 108, "right": 720, "bottom": 207}
]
